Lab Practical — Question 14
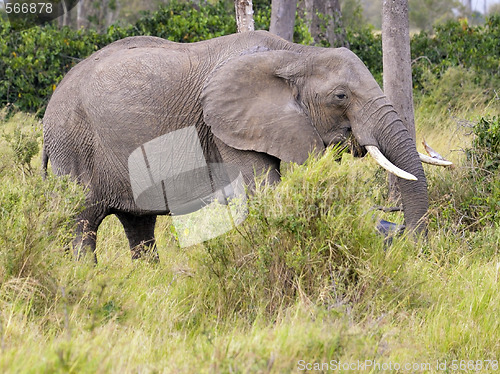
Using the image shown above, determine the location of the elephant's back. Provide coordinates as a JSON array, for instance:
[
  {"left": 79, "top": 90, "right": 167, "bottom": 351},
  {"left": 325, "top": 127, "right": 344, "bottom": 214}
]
[
  {"left": 42, "top": 36, "right": 212, "bottom": 211},
  {"left": 98, "top": 35, "right": 177, "bottom": 51}
]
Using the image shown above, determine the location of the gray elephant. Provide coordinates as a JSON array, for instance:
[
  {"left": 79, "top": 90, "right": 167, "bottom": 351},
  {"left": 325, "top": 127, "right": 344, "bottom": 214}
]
[{"left": 42, "top": 31, "right": 446, "bottom": 263}]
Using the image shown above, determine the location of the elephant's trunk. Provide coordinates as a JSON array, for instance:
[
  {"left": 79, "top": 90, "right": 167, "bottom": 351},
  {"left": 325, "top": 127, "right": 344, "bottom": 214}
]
[
  {"left": 378, "top": 117, "right": 428, "bottom": 232},
  {"left": 352, "top": 99, "right": 429, "bottom": 233}
]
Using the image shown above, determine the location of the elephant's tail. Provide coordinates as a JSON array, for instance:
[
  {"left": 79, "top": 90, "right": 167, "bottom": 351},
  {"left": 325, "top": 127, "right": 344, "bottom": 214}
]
[{"left": 41, "top": 145, "right": 49, "bottom": 180}]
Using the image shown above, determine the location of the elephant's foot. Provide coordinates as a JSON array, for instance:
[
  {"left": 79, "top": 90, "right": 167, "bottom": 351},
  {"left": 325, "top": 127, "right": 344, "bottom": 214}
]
[
  {"left": 131, "top": 240, "right": 159, "bottom": 263},
  {"left": 72, "top": 240, "right": 98, "bottom": 264},
  {"left": 115, "top": 212, "right": 158, "bottom": 262}
]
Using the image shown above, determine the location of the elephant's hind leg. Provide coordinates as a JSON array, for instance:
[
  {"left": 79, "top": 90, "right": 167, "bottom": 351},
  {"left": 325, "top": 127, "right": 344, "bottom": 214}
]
[
  {"left": 115, "top": 213, "right": 159, "bottom": 262},
  {"left": 73, "top": 203, "right": 109, "bottom": 263}
]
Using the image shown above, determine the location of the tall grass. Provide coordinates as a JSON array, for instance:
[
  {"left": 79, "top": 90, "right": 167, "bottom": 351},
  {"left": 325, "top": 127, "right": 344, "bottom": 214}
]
[{"left": 1, "top": 92, "right": 499, "bottom": 372}]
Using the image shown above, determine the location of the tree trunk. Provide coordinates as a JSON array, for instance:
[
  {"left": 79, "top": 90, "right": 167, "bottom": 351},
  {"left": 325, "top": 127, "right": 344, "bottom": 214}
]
[
  {"left": 382, "top": 0, "right": 415, "bottom": 202},
  {"left": 270, "top": 0, "right": 297, "bottom": 41},
  {"left": 58, "top": 0, "right": 68, "bottom": 27},
  {"left": 234, "top": 0, "right": 255, "bottom": 33},
  {"left": 106, "top": 0, "right": 121, "bottom": 29},
  {"left": 300, "top": 0, "right": 348, "bottom": 47},
  {"left": 76, "top": 0, "right": 86, "bottom": 29},
  {"left": 466, "top": 0, "right": 472, "bottom": 13}
]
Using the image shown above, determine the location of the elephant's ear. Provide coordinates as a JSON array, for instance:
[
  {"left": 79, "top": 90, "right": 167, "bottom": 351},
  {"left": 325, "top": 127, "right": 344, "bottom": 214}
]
[{"left": 201, "top": 50, "right": 325, "bottom": 164}]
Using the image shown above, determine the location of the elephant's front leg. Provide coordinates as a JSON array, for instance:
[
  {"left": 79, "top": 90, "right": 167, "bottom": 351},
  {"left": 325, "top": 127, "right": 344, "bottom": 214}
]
[{"left": 115, "top": 212, "right": 159, "bottom": 262}]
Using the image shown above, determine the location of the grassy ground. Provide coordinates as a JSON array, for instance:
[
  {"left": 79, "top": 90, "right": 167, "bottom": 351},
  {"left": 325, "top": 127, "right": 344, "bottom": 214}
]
[{"left": 0, "top": 91, "right": 499, "bottom": 373}]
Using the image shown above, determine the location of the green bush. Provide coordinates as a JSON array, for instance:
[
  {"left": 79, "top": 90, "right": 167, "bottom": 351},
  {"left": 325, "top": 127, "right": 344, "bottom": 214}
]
[
  {"left": 125, "top": 1, "right": 236, "bottom": 42},
  {"left": 0, "top": 1, "right": 238, "bottom": 114},
  {"left": 200, "top": 148, "right": 387, "bottom": 316},
  {"left": 429, "top": 116, "right": 500, "bottom": 234},
  {"left": 411, "top": 15, "right": 500, "bottom": 91},
  {"left": 1, "top": 110, "right": 41, "bottom": 172},
  {"left": 0, "top": 22, "right": 106, "bottom": 114},
  {"left": 0, "top": 110, "right": 85, "bottom": 316},
  {"left": 470, "top": 116, "right": 500, "bottom": 171}
]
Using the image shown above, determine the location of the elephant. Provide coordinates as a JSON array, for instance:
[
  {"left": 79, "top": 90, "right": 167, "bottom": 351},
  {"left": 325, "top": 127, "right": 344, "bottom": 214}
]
[{"left": 42, "top": 30, "right": 448, "bottom": 263}]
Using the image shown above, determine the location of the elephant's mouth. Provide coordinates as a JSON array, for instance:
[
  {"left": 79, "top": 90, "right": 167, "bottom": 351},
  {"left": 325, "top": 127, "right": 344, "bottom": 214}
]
[
  {"left": 347, "top": 134, "right": 367, "bottom": 158},
  {"left": 327, "top": 131, "right": 367, "bottom": 158}
]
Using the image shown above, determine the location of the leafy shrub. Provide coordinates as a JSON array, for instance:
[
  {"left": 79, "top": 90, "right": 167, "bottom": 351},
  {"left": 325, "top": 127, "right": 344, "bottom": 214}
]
[
  {"left": 411, "top": 15, "right": 500, "bottom": 91},
  {"left": 1, "top": 110, "right": 41, "bottom": 173},
  {"left": 0, "top": 21, "right": 106, "bottom": 114},
  {"left": 0, "top": 111, "right": 85, "bottom": 316},
  {"left": 0, "top": 1, "right": 238, "bottom": 114},
  {"left": 470, "top": 116, "right": 500, "bottom": 171},
  {"left": 200, "top": 147, "right": 387, "bottom": 316},
  {"left": 125, "top": 0, "right": 236, "bottom": 42},
  {"left": 428, "top": 116, "right": 500, "bottom": 234}
]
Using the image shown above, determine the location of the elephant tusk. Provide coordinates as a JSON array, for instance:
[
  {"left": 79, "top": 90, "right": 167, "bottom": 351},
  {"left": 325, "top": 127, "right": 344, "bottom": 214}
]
[
  {"left": 366, "top": 145, "right": 418, "bottom": 181},
  {"left": 418, "top": 152, "right": 453, "bottom": 166}
]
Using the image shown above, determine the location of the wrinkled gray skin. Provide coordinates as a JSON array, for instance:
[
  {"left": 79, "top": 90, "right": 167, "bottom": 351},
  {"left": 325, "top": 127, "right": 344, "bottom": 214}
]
[{"left": 43, "top": 31, "right": 428, "bottom": 262}]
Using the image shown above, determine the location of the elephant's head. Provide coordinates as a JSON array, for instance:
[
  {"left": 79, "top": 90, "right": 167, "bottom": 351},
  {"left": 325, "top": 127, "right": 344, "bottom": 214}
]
[{"left": 201, "top": 47, "right": 431, "bottom": 232}]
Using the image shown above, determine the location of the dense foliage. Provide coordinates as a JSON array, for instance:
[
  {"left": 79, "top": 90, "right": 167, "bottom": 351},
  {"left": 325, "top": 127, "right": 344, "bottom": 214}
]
[
  {"left": 124, "top": 1, "right": 237, "bottom": 41},
  {"left": 459, "top": 116, "right": 500, "bottom": 227},
  {"left": 411, "top": 16, "right": 500, "bottom": 91},
  {"left": 0, "top": 21, "right": 106, "bottom": 114},
  {"left": 422, "top": 115, "right": 500, "bottom": 243},
  {"left": 472, "top": 116, "right": 500, "bottom": 170},
  {"left": 1, "top": 2, "right": 499, "bottom": 115}
]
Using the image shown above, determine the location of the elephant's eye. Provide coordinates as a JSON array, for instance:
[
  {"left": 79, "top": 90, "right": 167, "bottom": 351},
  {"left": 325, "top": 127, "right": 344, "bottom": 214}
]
[{"left": 330, "top": 89, "right": 350, "bottom": 105}]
